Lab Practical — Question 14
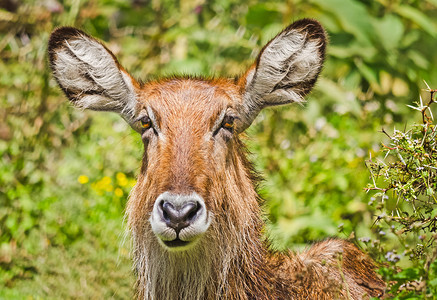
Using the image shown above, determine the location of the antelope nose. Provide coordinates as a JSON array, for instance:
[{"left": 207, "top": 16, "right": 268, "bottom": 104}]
[{"left": 159, "top": 201, "right": 200, "bottom": 233}]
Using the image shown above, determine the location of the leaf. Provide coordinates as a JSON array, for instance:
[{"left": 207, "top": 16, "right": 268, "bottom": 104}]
[
  {"left": 408, "top": 50, "right": 430, "bottom": 69},
  {"left": 395, "top": 267, "right": 420, "bottom": 280},
  {"left": 373, "top": 14, "right": 404, "bottom": 50},
  {"left": 245, "top": 3, "right": 282, "bottom": 29},
  {"left": 311, "top": 0, "right": 374, "bottom": 46},
  {"left": 329, "top": 42, "right": 376, "bottom": 61},
  {"left": 429, "top": 278, "right": 437, "bottom": 287},
  {"left": 355, "top": 59, "right": 379, "bottom": 84},
  {"left": 395, "top": 6, "right": 437, "bottom": 37}
]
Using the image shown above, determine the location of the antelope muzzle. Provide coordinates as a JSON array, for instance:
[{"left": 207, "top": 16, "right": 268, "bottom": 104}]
[{"left": 149, "top": 192, "right": 211, "bottom": 250}]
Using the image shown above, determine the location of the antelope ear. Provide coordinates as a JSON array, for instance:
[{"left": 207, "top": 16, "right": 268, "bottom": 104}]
[
  {"left": 237, "top": 19, "right": 327, "bottom": 132},
  {"left": 48, "top": 27, "right": 140, "bottom": 129}
]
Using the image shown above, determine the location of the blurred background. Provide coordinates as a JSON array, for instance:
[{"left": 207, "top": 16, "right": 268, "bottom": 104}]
[{"left": 1, "top": 0, "right": 437, "bottom": 298}]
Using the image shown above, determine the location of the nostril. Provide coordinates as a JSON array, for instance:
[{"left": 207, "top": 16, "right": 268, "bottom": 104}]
[
  {"left": 183, "top": 202, "right": 200, "bottom": 221},
  {"left": 159, "top": 201, "right": 168, "bottom": 221},
  {"left": 161, "top": 201, "right": 178, "bottom": 222},
  {"left": 188, "top": 209, "right": 197, "bottom": 221},
  {"left": 159, "top": 200, "right": 170, "bottom": 222}
]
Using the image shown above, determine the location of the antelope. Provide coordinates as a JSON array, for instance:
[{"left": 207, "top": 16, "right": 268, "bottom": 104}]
[{"left": 48, "top": 19, "right": 386, "bottom": 299}]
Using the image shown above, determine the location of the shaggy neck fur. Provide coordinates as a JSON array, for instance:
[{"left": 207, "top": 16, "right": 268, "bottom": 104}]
[{"left": 127, "top": 140, "right": 282, "bottom": 300}]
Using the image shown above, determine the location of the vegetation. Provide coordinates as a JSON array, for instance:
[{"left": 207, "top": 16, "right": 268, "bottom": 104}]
[
  {"left": 366, "top": 86, "right": 437, "bottom": 299},
  {"left": 1, "top": 0, "right": 436, "bottom": 298}
]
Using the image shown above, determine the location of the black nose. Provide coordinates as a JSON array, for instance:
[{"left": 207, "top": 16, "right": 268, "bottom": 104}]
[{"left": 159, "top": 201, "right": 200, "bottom": 233}]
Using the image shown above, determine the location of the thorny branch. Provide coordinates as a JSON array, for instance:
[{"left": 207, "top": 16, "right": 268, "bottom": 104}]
[{"left": 365, "top": 86, "right": 437, "bottom": 295}]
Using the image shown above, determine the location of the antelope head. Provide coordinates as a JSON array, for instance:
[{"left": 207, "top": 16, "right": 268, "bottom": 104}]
[{"left": 48, "top": 19, "right": 326, "bottom": 254}]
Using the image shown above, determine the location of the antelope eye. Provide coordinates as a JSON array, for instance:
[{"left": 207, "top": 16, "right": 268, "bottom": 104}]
[
  {"left": 221, "top": 115, "right": 235, "bottom": 131},
  {"left": 140, "top": 116, "right": 152, "bottom": 130}
]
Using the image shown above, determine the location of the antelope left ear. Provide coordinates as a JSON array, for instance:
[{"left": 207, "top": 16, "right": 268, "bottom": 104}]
[{"left": 237, "top": 19, "right": 327, "bottom": 132}]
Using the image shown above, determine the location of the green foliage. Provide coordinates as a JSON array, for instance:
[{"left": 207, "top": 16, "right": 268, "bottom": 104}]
[
  {"left": 1, "top": 0, "right": 437, "bottom": 298},
  {"left": 366, "top": 89, "right": 437, "bottom": 298}
]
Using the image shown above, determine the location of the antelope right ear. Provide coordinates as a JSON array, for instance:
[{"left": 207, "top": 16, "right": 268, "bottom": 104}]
[
  {"left": 237, "top": 19, "right": 327, "bottom": 132},
  {"left": 48, "top": 27, "right": 141, "bottom": 130}
]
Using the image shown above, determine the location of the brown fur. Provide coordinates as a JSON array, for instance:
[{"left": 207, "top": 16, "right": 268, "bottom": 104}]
[{"left": 48, "top": 19, "right": 386, "bottom": 299}]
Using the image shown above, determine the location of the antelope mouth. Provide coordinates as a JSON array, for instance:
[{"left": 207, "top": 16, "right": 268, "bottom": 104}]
[{"left": 163, "top": 238, "right": 191, "bottom": 248}]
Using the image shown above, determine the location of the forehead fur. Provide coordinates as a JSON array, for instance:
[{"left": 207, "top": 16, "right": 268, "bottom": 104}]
[{"left": 138, "top": 78, "right": 240, "bottom": 125}]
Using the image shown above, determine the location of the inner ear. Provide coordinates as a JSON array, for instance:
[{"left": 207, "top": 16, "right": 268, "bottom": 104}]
[{"left": 48, "top": 27, "right": 140, "bottom": 128}]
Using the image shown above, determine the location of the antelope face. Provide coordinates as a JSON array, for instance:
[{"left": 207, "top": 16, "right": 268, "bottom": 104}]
[
  {"left": 48, "top": 19, "right": 326, "bottom": 252},
  {"left": 136, "top": 80, "right": 241, "bottom": 250}
]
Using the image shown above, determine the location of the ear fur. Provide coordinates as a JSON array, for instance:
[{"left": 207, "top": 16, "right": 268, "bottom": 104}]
[
  {"left": 48, "top": 27, "right": 139, "bottom": 127},
  {"left": 237, "top": 19, "right": 327, "bottom": 131}
]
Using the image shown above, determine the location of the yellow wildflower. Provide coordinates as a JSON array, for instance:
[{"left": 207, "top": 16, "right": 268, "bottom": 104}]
[
  {"left": 114, "top": 188, "right": 123, "bottom": 197},
  {"left": 116, "top": 172, "right": 128, "bottom": 186},
  {"left": 78, "top": 175, "right": 89, "bottom": 184},
  {"left": 101, "top": 176, "right": 111, "bottom": 185}
]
